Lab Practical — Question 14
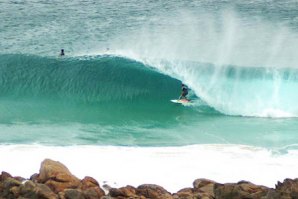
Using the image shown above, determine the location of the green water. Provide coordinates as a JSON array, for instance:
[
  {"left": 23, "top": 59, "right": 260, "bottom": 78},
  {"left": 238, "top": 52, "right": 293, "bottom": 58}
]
[{"left": 1, "top": 0, "right": 298, "bottom": 151}]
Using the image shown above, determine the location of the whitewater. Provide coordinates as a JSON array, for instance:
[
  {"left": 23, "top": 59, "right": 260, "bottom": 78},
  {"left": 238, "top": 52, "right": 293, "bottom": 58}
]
[{"left": 1, "top": 0, "right": 298, "bottom": 193}]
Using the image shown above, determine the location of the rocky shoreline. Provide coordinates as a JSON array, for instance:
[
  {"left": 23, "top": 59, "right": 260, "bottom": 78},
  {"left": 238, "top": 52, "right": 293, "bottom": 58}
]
[{"left": 0, "top": 159, "right": 297, "bottom": 199}]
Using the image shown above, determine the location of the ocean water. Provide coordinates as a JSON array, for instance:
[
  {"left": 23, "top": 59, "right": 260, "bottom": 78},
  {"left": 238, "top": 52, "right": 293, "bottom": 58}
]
[{"left": 1, "top": 0, "right": 298, "bottom": 192}]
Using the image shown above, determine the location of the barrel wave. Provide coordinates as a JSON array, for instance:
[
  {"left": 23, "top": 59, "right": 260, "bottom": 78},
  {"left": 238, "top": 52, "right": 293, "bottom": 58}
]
[
  {"left": 1, "top": 53, "right": 298, "bottom": 124},
  {"left": 164, "top": 61, "right": 298, "bottom": 118},
  {"left": 0, "top": 54, "right": 186, "bottom": 123}
]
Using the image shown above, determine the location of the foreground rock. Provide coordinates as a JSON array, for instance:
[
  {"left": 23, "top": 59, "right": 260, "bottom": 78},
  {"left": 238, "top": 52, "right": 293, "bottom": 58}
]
[
  {"left": 1, "top": 159, "right": 298, "bottom": 198},
  {"left": 0, "top": 159, "right": 105, "bottom": 199}
]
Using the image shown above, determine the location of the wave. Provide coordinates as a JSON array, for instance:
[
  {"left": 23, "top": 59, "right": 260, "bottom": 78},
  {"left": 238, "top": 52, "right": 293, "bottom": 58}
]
[
  {"left": 1, "top": 53, "right": 298, "bottom": 120},
  {"left": 0, "top": 54, "right": 203, "bottom": 123},
  {"left": 0, "top": 54, "right": 180, "bottom": 102}
]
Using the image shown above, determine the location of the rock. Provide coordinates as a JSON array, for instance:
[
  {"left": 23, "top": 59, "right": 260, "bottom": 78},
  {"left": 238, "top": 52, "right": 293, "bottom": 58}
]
[
  {"left": 275, "top": 178, "right": 298, "bottom": 199},
  {"left": 0, "top": 172, "right": 12, "bottom": 181},
  {"left": 83, "top": 187, "right": 105, "bottom": 199},
  {"left": 136, "top": 184, "right": 173, "bottom": 199},
  {"left": 173, "top": 187, "right": 214, "bottom": 199},
  {"left": 263, "top": 189, "right": 280, "bottom": 199},
  {"left": 102, "top": 184, "right": 112, "bottom": 193},
  {"left": 193, "top": 178, "right": 216, "bottom": 198},
  {"left": 19, "top": 180, "right": 36, "bottom": 197},
  {"left": 3, "top": 177, "right": 22, "bottom": 188},
  {"left": 45, "top": 179, "right": 80, "bottom": 194},
  {"left": 30, "top": 173, "right": 39, "bottom": 182},
  {"left": 10, "top": 186, "right": 20, "bottom": 198},
  {"left": 83, "top": 187, "right": 103, "bottom": 199},
  {"left": 80, "top": 176, "right": 99, "bottom": 189},
  {"left": 109, "top": 185, "right": 138, "bottom": 198},
  {"left": 214, "top": 181, "right": 269, "bottom": 199},
  {"left": 37, "top": 159, "right": 81, "bottom": 193},
  {"left": 173, "top": 187, "right": 194, "bottom": 199},
  {"left": 78, "top": 176, "right": 105, "bottom": 198},
  {"left": 60, "top": 189, "right": 85, "bottom": 199},
  {"left": 0, "top": 177, "right": 22, "bottom": 198},
  {"left": 14, "top": 176, "right": 26, "bottom": 182},
  {"left": 19, "top": 180, "right": 57, "bottom": 199},
  {"left": 193, "top": 179, "right": 216, "bottom": 190}
]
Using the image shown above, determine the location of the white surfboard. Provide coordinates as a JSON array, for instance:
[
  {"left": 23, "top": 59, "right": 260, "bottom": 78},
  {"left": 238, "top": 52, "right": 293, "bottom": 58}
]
[{"left": 171, "top": 99, "right": 191, "bottom": 104}]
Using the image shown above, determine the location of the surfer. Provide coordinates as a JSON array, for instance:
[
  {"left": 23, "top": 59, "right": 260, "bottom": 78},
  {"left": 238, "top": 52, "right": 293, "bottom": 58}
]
[
  {"left": 60, "top": 49, "right": 65, "bottom": 56},
  {"left": 179, "top": 83, "right": 189, "bottom": 100}
]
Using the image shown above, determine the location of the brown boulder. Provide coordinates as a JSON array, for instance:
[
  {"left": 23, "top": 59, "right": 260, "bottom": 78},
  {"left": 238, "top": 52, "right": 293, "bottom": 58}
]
[
  {"left": 275, "top": 178, "right": 298, "bottom": 198},
  {"left": 173, "top": 187, "right": 195, "bottom": 199},
  {"left": 193, "top": 178, "right": 216, "bottom": 198},
  {"left": 109, "top": 185, "right": 138, "bottom": 198},
  {"left": 37, "top": 159, "right": 81, "bottom": 193},
  {"left": 80, "top": 176, "right": 99, "bottom": 189},
  {"left": 78, "top": 176, "right": 105, "bottom": 198},
  {"left": 137, "top": 184, "right": 173, "bottom": 199},
  {"left": 173, "top": 187, "right": 214, "bottom": 199},
  {"left": 214, "top": 181, "right": 269, "bottom": 199}
]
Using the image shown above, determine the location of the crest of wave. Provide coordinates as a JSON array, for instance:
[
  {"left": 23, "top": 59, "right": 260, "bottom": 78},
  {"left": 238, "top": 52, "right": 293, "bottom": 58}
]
[{"left": 107, "top": 10, "right": 298, "bottom": 117}]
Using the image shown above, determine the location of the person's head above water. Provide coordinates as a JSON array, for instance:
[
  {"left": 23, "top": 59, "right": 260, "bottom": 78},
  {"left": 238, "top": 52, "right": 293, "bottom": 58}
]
[{"left": 60, "top": 49, "right": 65, "bottom": 56}]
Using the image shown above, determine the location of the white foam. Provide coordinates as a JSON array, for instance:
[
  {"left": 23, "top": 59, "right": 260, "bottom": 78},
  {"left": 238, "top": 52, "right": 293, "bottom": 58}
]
[
  {"left": 1, "top": 144, "right": 297, "bottom": 192},
  {"left": 258, "top": 108, "right": 294, "bottom": 118}
]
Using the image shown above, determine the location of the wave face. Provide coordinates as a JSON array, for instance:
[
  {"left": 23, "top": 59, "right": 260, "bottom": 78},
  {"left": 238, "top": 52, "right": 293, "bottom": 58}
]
[
  {"left": 0, "top": 54, "right": 180, "bottom": 102},
  {"left": 1, "top": 54, "right": 298, "bottom": 123},
  {"left": 0, "top": 54, "right": 188, "bottom": 123}
]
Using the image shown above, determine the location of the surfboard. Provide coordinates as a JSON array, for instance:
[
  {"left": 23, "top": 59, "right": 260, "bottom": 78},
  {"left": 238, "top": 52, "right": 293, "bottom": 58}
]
[{"left": 171, "top": 99, "right": 191, "bottom": 104}]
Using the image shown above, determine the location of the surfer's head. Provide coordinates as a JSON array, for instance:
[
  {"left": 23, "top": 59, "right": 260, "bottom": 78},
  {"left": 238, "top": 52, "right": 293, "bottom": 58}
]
[{"left": 60, "top": 49, "right": 65, "bottom": 56}]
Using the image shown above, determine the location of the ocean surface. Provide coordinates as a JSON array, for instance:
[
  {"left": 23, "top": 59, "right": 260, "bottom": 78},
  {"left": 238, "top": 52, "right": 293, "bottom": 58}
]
[{"left": 1, "top": 0, "right": 298, "bottom": 192}]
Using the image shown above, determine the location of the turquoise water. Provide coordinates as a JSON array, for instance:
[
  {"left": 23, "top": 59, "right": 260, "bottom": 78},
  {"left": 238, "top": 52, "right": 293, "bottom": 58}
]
[{"left": 1, "top": 0, "right": 298, "bottom": 150}]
